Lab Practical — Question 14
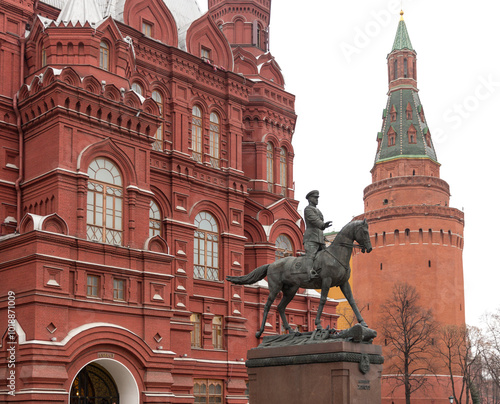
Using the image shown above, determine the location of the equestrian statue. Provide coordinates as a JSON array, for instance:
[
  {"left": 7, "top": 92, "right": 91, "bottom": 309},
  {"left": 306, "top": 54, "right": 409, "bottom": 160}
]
[{"left": 227, "top": 190, "right": 373, "bottom": 339}]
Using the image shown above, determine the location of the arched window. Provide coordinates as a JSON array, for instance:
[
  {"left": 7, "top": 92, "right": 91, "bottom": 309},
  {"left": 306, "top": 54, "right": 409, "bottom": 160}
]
[
  {"left": 275, "top": 234, "right": 293, "bottom": 260},
  {"left": 279, "top": 148, "right": 287, "bottom": 193},
  {"left": 192, "top": 105, "right": 203, "bottom": 162},
  {"left": 194, "top": 212, "right": 219, "bottom": 280},
  {"left": 404, "top": 58, "right": 408, "bottom": 78},
  {"left": 152, "top": 90, "right": 163, "bottom": 151},
  {"left": 194, "top": 379, "right": 223, "bottom": 403},
  {"left": 99, "top": 41, "right": 110, "bottom": 71},
  {"left": 266, "top": 142, "right": 273, "bottom": 192},
  {"left": 86, "top": 158, "right": 123, "bottom": 245},
  {"left": 393, "top": 60, "right": 398, "bottom": 80},
  {"left": 209, "top": 112, "right": 220, "bottom": 168},
  {"left": 149, "top": 200, "right": 161, "bottom": 237},
  {"left": 131, "top": 82, "right": 143, "bottom": 96}
]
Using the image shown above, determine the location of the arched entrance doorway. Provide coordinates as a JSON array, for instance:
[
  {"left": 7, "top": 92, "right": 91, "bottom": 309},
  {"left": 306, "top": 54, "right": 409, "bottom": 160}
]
[
  {"left": 70, "top": 362, "right": 119, "bottom": 404},
  {"left": 69, "top": 359, "right": 139, "bottom": 404}
]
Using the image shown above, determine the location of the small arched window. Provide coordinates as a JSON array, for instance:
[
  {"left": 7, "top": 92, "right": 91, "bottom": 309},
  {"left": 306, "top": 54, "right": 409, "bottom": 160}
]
[
  {"left": 209, "top": 112, "right": 220, "bottom": 168},
  {"left": 192, "top": 106, "right": 203, "bottom": 162},
  {"left": 279, "top": 148, "right": 287, "bottom": 193},
  {"left": 393, "top": 59, "right": 398, "bottom": 80},
  {"left": 408, "top": 126, "right": 417, "bottom": 144},
  {"left": 266, "top": 142, "right": 274, "bottom": 191},
  {"left": 131, "top": 82, "right": 143, "bottom": 96},
  {"left": 388, "top": 127, "right": 397, "bottom": 147},
  {"left": 152, "top": 90, "right": 163, "bottom": 151},
  {"left": 99, "top": 41, "right": 109, "bottom": 71},
  {"left": 404, "top": 58, "right": 408, "bottom": 78},
  {"left": 86, "top": 158, "right": 123, "bottom": 245},
  {"left": 275, "top": 234, "right": 293, "bottom": 260},
  {"left": 194, "top": 212, "right": 219, "bottom": 280},
  {"left": 149, "top": 200, "right": 161, "bottom": 237}
]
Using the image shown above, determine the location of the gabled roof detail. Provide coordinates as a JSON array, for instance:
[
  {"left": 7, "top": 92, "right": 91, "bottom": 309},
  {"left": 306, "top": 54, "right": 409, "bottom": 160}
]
[{"left": 391, "top": 12, "right": 413, "bottom": 52}]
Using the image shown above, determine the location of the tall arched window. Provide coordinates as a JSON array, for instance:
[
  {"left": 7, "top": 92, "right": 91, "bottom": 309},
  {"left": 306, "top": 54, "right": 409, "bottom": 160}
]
[
  {"left": 87, "top": 158, "right": 123, "bottom": 245},
  {"left": 192, "top": 106, "right": 203, "bottom": 162},
  {"left": 194, "top": 212, "right": 219, "bottom": 280},
  {"left": 152, "top": 90, "right": 163, "bottom": 151},
  {"left": 275, "top": 234, "right": 293, "bottom": 260},
  {"left": 404, "top": 58, "right": 408, "bottom": 78},
  {"left": 99, "top": 41, "right": 109, "bottom": 71},
  {"left": 266, "top": 142, "right": 273, "bottom": 192},
  {"left": 209, "top": 112, "right": 220, "bottom": 168},
  {"left": 279, "top": 147, "right": 287, "bottom": 194},
  {"left": 393, "top": 60, "right": 398, "bottom": 80},
  {"left": 149, "top": 200, "right": 161, "bottom": 237}
]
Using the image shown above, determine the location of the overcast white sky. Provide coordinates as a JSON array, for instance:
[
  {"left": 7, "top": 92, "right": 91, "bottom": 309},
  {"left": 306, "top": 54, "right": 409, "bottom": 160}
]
[{"left": 200, "top": 0, "right": 500, "bottom": 326}]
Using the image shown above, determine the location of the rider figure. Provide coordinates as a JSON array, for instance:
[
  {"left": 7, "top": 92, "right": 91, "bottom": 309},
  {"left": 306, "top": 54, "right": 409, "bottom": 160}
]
[{"left": 303, "top": 190, "right": 332, "bottom": 281}]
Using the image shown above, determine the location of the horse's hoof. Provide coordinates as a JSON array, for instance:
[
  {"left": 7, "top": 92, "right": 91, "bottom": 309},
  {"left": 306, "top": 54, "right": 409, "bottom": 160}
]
[
  {"left": 360, "top": 321, "right": 368, "bottom": 328},
  {"left": 255, "top": 331, "right": 262, "bottom": 338}
]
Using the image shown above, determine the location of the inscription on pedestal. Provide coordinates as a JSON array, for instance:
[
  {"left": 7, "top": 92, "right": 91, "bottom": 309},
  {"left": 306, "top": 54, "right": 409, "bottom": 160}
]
[{"left": 358, "top": 380, "right": 370, "bottom": 390}]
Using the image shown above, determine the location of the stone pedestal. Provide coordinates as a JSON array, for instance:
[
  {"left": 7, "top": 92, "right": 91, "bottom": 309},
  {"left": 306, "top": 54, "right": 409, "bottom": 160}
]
[{"left": 246, "top": 340, "right": 383, "bottom": 404}]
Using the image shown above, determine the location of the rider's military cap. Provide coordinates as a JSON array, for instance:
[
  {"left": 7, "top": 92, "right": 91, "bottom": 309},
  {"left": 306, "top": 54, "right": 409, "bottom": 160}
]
[{"left": 305, "top": 190, "right": 319, "bottom": 199}]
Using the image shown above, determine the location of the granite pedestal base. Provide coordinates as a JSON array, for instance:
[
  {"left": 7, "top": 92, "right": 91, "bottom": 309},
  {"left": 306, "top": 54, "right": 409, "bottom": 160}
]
[{"left": 246, "top": 340, "right": 383, "bottom": 404}]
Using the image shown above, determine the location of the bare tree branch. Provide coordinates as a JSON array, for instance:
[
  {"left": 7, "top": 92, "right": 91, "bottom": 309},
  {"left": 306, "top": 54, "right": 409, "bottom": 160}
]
[{"left": 380, "top": 282, "right": 438, "bottom": 404}]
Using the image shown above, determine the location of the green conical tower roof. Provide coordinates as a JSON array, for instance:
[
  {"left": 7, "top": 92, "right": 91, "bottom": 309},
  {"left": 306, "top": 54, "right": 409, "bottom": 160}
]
[
  {"left": 391, "top": 11, "right": 413, "bottom": 51},
  {"left": 375, "top": 89, "right": 437, "bottom": 164},
  {"left": 375, "top": 12, "right": 438, "bottom": 166}
]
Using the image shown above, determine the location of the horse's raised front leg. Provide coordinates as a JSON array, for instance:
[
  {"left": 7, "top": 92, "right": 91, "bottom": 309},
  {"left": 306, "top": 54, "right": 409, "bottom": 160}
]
[
  {"left": 315, "top": 277, "right": 332, "bottom": 329},
  {"left": 256, "top": 286, "right": 280, "bottom": 338},
  {"left": 340, "top": 281, "right": 368, "bottom": 327},
  {"left": 277, "top": 284, "right": 300, "bottom": 334}
]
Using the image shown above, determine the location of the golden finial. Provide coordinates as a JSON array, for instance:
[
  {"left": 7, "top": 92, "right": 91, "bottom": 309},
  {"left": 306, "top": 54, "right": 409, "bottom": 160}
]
[{"left": 400, "top": 9, "right": 404, "bottom": 21}]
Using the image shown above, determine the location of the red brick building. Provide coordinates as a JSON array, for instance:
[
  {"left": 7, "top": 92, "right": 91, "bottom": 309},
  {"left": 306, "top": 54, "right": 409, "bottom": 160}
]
[
  {"left": 0, "top": 0, "right": 338, "bottom": 402},
  {"left": 352, "top": 13, "right": 466, "bottom": 404}
]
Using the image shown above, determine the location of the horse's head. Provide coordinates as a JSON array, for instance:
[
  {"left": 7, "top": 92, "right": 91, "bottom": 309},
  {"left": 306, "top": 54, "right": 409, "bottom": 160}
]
[{"left": 354, "top": 219, "right": 372, "bottom": 253}]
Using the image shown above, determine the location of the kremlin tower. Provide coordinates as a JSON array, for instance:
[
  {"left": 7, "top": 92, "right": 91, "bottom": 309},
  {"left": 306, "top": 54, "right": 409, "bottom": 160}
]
[{"left": 352, "top": 11, "right": 466, "bottom": 403}]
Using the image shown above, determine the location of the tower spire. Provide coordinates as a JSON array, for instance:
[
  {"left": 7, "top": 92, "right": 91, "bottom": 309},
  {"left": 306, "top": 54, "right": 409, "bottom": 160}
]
[
  {"left": 373, "top": 13, "right": 438, "bottom": 179},
  {"left": 391, "top": 11, "right": 413, "bottom": 51}
]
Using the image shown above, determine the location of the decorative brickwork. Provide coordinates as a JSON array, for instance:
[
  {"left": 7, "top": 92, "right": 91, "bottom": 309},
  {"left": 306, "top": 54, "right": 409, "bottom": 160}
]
[{"left": 0, "top": 1, "right": 336, "bottom": 402}]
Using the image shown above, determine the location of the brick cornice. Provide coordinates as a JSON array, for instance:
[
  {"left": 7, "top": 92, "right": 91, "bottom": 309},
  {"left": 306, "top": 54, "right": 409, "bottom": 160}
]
[
  {"left": 363, "top": 175, "right": 450, "bottom": 199},
  {"left": 355, "top": 204, "right": 464, "bottom": 224}
]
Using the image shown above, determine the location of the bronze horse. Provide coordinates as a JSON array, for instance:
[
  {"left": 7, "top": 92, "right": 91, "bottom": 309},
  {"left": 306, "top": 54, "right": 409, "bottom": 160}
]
[{"left": 227, "top": 219, "right": 373, "bottom": 338}]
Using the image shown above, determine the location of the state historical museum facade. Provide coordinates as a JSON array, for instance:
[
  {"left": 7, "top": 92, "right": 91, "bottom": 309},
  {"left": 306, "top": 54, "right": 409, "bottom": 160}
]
[{"left": 0, "top": 0, "right": 338, "bottom": 402}]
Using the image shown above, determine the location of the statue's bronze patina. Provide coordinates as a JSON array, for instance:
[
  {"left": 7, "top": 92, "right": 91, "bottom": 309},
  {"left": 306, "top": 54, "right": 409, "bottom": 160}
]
[
  {"left": 303, "top": 190, "right": 332, "bottom": 281},
  {"left": 227, "top": 216, "right": 373, "bottom": 339}
]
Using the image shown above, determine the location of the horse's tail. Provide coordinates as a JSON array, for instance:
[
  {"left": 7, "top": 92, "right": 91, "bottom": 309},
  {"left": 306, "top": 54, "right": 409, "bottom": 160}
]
[{"left": 226, "top": 264, "right": 269, "bottom": 285}]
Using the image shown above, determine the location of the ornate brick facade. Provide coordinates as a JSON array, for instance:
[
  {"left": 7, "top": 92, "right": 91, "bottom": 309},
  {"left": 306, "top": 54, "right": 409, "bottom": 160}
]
[{"left": 0, "top": 0, "right": 337, "bottom": 402}]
